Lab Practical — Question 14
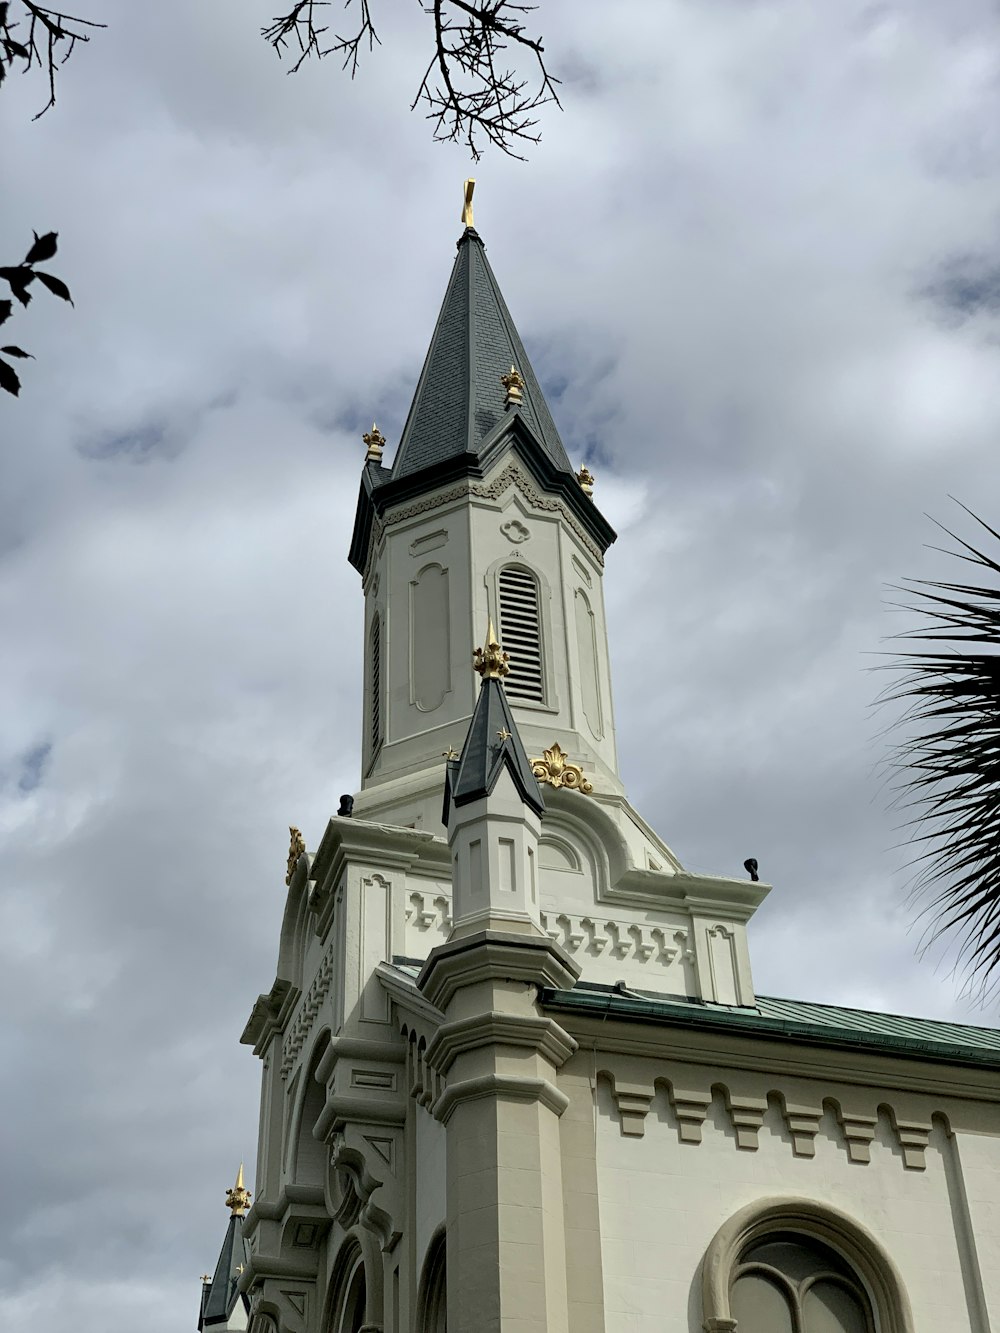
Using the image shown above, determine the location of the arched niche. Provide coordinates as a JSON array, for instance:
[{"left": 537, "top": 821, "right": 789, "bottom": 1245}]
[
  {"left": 326, "top": 1229, "right": 383, "bottom": 1333},
  {"left": 416, "top": 1225, "right": 447, "bottom": 1333},
  {"left": 288, "top": 1030, "right": 331, "bottom": 1187},
  {"left": 701, "top": 1197, "right": 914, "bottom": 1333}
]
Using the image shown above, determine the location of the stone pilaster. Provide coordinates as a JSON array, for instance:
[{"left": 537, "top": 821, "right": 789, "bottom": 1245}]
[{"left": 419, "top": 931, "right": 580, "bottom": 1333}]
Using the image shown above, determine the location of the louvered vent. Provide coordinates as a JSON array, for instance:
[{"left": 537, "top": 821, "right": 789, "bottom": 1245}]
[
  {"left": 370, "top": 616, "right": 383, "bottom": 752},
  {"left": 498, "top": 566, "right": 544, "bottom": 702}
]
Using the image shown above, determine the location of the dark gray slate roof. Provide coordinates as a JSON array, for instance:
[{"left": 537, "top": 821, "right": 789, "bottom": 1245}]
[
  {"left": 444, "top": 674, "right": 545, "bottom": 820},
  {"left": 390, "top": 227, "right": 573, "bottom": 482},
  {"left": 198, "top": 1214, "right": 248, "bottom": 1329}
]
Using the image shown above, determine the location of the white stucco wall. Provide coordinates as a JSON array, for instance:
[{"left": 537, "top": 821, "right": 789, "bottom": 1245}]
[{"left": 593, "top": 1078, "right": 995, "bottom": 1333}]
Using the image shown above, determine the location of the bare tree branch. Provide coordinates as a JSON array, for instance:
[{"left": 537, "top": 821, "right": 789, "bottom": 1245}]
[
  {"left": 262, "top": 0, "right": 559, "bottom": 160},
  {"left": 262, "top": 0, "right": 380, "bottom": 78},
  {"left": 0, "top": 0, "right": 104, "bottom": 118}
]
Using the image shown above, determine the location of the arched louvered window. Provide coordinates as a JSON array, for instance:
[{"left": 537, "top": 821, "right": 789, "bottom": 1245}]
[
  {"left": 498, "top": 565, "right": 544, "bottom": 703},
  {"left": 370, "top": 615, "right": 383, "bottom": 754}
]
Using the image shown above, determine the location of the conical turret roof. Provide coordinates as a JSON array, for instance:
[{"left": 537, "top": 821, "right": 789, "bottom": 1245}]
[
  {"left": 444, "top": 621, "right": 545, "bottom": 821},
  {"left": 391, "top": 227, "right": 573, "bottom": 482},
  {"left": 348, "top": 221, "right": 616, "bottom": 576}
]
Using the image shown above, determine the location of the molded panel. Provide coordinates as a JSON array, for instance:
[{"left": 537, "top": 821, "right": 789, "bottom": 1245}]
[
  {"left": 409, "top": 563, "right": 451, "bottom": 712},
  {"left": 575, "top": 588, "right": 604, "bottom": 739}
]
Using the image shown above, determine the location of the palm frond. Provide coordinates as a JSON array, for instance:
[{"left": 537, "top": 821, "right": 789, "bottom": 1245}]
[{"left": 877, "top": 502, "right": 1000, "bottom": 998}]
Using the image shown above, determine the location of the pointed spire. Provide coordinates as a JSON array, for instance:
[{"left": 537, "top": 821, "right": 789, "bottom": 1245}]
[
  {"left": 447, "top": 621, "right": 544, "bottom": 819},
  {"left": 225, "top": 1163, "right": 252, "bottom": 1217},
  {"left": 389, "top": 220, "right": 574, "bottom": 484}
]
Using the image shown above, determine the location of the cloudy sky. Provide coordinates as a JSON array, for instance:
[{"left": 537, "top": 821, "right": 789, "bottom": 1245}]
[{"left": 3, "top": 0, "right": 1000, "bottom": 1326}]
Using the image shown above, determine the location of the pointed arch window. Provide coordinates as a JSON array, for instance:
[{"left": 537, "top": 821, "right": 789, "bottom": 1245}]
[
  {"left": 498, "top": 565, "right": 544, "bottom": 703},
  {"left": 369, "top": 614, "right": 383, "bottom": 756}
]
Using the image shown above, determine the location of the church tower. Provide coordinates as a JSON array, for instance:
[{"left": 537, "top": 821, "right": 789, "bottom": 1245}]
[
  {"left": 348, "top": 194, "right": 623, "bottom": 833},
  {"left": 232, "top": 189, "right": 1000, "bottom": 1333}
]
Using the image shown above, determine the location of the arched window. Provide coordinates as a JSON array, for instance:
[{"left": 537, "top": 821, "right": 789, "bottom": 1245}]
[
  {"left": 369, "top": 614, "right": 383, "bottom": 755},
  {"left": 702, "top": 1199, "right": 913, "bottom": 1333},
  {"left": 498, "top": 565, "right": 544, "bottom": 703},
  {"left": 731, "top": 1233, "right": 874, "bottom": 1332},
  {"left": 416, "top": 1228, "right": 447, "bottom": 1333}
]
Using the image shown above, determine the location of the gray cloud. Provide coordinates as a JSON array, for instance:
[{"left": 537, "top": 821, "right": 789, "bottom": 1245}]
[{"left": 4, "top": 0, "right": 1000, "bottom": 1327}]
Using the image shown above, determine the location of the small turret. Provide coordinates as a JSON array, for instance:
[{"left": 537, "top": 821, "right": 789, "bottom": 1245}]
[
  {"left": 198, "top": 1165, "right": 251, "bottom": 1332},
  {"left": 443, "top": 619, "right": 546, "bottom": 938}
]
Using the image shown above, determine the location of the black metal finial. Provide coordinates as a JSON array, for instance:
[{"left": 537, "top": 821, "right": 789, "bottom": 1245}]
[
  {"left": 337, "top": 794, "right": 354, "bottom": 818},
  {"left": 743, "top": 857, "right": 759, "bottom": 882}
]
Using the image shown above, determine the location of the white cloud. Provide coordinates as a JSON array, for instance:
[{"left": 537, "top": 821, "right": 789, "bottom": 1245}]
[{"left": 4, "top": 0, "right": 1000, "bottom": 1326}]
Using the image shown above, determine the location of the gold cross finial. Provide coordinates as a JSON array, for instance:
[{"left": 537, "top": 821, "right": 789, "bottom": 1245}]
[
  {"left": 442, "top": 745, "right": 459, "bottom": 760},
  {"left": 225, "top": 1163, "right": 253, "bottom": 1217},
  {"left": 462, "top": 178, "right": 475, "bottom": 228},
  {"left": 497, "top": 727, "right": 511, "bottom": 742}
]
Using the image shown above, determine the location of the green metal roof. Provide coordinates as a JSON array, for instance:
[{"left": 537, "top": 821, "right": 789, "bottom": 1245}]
[{"left": 539, "top": 983, "right": 1000, "bottom": 1068}]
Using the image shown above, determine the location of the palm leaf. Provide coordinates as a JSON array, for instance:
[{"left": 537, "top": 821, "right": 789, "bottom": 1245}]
[{"left": 877, "top": 501, "right": 1000, "bottom": 998}]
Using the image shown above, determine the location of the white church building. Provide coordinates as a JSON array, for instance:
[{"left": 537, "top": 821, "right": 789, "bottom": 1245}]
[{"left": 199, "top": 192, "right": 1000, "bottom": 1333}]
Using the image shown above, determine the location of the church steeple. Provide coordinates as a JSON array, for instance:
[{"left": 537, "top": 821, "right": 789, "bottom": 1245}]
[{"left": 349, "top": 195, "right": 627, "bottom": 836}]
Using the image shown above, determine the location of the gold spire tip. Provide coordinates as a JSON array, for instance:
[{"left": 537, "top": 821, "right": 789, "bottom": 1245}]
[
  {"left": 225, "top": 1163, "right": 252, "bottom": 1217},
  {"left": 462, "top": 178, "right": 476, "bottom": 228},
  {"left": 473, "top": 616, "right": 510, "bottom": 679}
]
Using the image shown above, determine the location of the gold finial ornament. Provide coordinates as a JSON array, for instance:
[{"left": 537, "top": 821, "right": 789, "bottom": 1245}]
[
  {"left": 473, "top": 617, "right": 510, "bottom": 679},
  {"left": 496, "top": 727, "right": 512, "bottom": 742},
  {"left": 285, "top": 826, "right": 306, "bottom": 886},
  {"left": 363, "top": 423, "right": 386, "bottom": 463},
  {"left": 226, "top": 1163, "right": 252, "bottom": 1217},
  {"left": 462, "top": 178, "right": 476, "bottom": 228},
  {"left": 501, "top": 365, "right": 524, "bottom": 410},
  {"left": 530, "top": 743, "right": 593, "bottom": 794},
  {"left": 576, "top": 465, "right": 595, "bottom": 498},
  {"left": 442, "top": 745, "right": 460, "bottom": 760},
  {"left": 200, "top": 1274, "right": 213, "bottom": 1285}
]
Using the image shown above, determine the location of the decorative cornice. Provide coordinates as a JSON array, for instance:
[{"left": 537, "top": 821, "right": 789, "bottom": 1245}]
[
  {"left": 417, "top": 929, "right": 580, "bottom": 1011},
  {"left": 545, "top": 1002, "right": 1000, "bottom": 1104},
  {"left": 313, "top": 1093, "right": 407, "bottom": 1143},
  {"left": 425, "top": 1010, "right": 577, "bottom": 1076},
  {"left": 431, "top": 1072, "right": 570, "bottom": 1124},
  {"left": 241, "top": 979, "right": 299, "bottom": 1057},
  {"left": 362, "top": 458, "right": 606, "bottom": 581}
]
